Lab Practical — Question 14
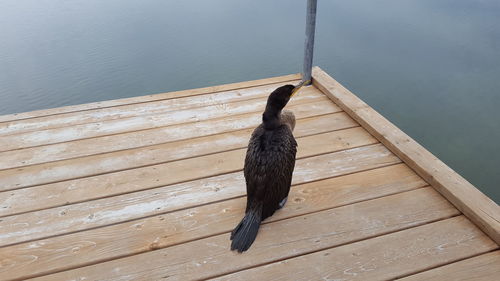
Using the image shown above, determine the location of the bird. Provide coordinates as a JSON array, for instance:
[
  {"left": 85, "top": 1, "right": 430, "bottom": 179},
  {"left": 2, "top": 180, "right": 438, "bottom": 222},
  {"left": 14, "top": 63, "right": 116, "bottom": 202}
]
[{"left": 230, "top": 81, "right": 305, "bottom": 252}]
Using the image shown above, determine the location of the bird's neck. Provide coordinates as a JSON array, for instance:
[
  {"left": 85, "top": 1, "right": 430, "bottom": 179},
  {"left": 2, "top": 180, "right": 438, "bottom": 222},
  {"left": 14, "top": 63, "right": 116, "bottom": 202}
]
[{"left": 263, "top": 106, "right": 282, "bottom": 130}]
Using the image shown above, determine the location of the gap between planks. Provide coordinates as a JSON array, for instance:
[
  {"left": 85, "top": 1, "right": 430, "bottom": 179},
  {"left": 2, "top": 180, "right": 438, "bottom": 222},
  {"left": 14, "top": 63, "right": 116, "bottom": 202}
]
[{"left": 396, "top": 250, "right": 500, "bottom": 281}]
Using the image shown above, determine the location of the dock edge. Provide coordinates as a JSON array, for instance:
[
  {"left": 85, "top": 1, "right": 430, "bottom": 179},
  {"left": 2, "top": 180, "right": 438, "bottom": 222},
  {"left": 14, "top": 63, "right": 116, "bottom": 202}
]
[{"left": 312, "top": 66, "right": 500, "bottom": 245}]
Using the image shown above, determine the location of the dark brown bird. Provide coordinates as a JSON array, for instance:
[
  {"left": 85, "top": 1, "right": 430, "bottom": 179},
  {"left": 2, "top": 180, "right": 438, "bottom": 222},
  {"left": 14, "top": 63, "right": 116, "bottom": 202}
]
[{"left": 230, "top": 81, "right": 305, "bottom": 252}]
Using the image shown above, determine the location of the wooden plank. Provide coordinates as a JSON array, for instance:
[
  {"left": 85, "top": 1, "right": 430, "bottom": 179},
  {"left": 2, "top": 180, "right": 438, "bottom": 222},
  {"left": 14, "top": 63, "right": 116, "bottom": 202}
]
[
  {"left": 312, "top": 66, "right": 500, "bottom": 244},
  {"left": 0, "top": 100, "right": 342, "bottom": 171},
  {"left": 0, "top": 89, "right": 326, "bottom": 152},
  {"left": 214, "top": 216, "right": 497, "bottom": 281},
  {"left": 0, "top": 81, "right": 301, "bottom": 136},
  {"left": 0, "top": 111, "right": 354, "bottom": 181},
  {"left": 0, "top": 112, "right": 356, "bottom": 190},
  {"left": 0, "top": 164, "right": 428, "bottom": 281},
  {"left": 27, "top": 188, "right": 461, "bottom": 281},
  {"left": 0, "top": 113, "right": 357, "bottom": 192},
  {"left": 0, "top": 125, "right": 363, "bottom": 217},
  {"left": 0, "top": 73, "right": 301, "bottom": 123},
  {"left": 0, "top": 101, "right": 343, "bottom": 171},
  {"left": 398, "top": 251, "right": 500, "bottom": 281},
  {"left": 0, "top": 144, "right": 399, "bottom": 247}
]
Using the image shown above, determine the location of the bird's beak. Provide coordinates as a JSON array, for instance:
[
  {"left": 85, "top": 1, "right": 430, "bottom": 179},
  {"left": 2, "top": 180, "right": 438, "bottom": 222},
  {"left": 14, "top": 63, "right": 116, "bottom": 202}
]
[{"left": 291, "top": 80, "right": 306, "bottom": 97}]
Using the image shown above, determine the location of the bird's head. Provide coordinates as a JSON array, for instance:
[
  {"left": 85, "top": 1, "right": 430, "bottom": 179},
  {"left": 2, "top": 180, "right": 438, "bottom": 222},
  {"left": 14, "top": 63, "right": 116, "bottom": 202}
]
[{"left": 266, "top": 81, "right": 306, "bottom": 111}]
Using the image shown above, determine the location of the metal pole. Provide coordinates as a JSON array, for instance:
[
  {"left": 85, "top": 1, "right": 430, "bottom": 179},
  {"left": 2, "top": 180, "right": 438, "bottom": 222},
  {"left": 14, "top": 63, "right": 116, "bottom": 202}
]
[{"left": 303, "top": 0, "right": 317, "bottom": 84}]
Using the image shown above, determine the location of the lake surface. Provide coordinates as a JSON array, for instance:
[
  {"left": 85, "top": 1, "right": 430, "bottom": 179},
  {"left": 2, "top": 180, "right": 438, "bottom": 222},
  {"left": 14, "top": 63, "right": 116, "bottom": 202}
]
[{"left": 0, "top": 0, "right": 498, "bottom": 203}]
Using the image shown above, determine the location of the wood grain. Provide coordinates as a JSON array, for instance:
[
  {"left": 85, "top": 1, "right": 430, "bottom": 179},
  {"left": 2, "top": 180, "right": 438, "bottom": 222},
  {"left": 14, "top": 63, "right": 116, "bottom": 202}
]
[
  {"left": 0, "top": 73, "right": 301, "bottom": 123},
  {"left": 0, "top": 143, "right": 398, "bottom": 247},
  {"left": 0, "top": 113, "right": 356, "bottom": 193},
  {"left": 28, "top": 188, "right": 461, "bottom": 281},
  {"left": 313, "top": 66, "right": 500, "bottom": 245},
  {"left": 0, "top": 164, "right": 427, "bottom": 281},
  {"left": 0, "top": 81, "right": 300, "bottom": 136},
  {"left": 0, "top": 112, "right": 353, "bottom": 171},
  {"left": 214, "top": 216, "right": 497, "bottom": 281},
  {"left": 0, "top": 114, "right": 360, "bottom": 194},
  {"left": 398, "top": 251, "right": 500, "bottom": 281},
  {"left": 0, "top": 124, "right": 363, "bottom": 217},
  {"left": 0, "top": 89, "right": 325, "bottom": 151},
  {"left": 0, "top": 99, "right": 341, "bottom": 170},
  {"left": 1, "top": 73, "right": 492, "bottom": 281}
]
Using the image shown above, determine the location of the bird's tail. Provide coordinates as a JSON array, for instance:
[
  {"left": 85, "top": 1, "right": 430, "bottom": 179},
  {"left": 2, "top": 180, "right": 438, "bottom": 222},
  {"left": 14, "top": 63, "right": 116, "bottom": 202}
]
[{"left": 230, "top": 202, "right": 263, "bottom": 253}]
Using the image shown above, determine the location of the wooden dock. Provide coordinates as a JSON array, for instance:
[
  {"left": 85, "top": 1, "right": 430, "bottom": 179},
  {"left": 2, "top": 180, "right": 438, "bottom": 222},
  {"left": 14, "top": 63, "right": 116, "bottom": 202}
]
[{"left": 0, "top": 67, "right": 498, "bottom": 280}]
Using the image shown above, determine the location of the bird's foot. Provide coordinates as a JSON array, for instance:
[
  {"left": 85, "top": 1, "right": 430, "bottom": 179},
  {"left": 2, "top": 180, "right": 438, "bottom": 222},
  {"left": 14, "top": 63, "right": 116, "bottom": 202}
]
[{"left": 278, "top": 197, "right": 288, "bottom": 209}]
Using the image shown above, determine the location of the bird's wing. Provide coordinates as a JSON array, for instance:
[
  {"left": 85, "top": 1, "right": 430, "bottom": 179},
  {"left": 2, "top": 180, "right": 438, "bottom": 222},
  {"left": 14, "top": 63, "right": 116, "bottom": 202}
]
[{"left": 244, "top": 125, "right": 297, "bottom": 218}]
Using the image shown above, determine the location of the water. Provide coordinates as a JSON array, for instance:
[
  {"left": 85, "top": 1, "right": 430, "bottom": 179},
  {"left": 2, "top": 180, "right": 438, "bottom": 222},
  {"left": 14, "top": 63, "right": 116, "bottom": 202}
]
[{"left": 0, "top": 0, "right": 498, "bottom": 203}]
